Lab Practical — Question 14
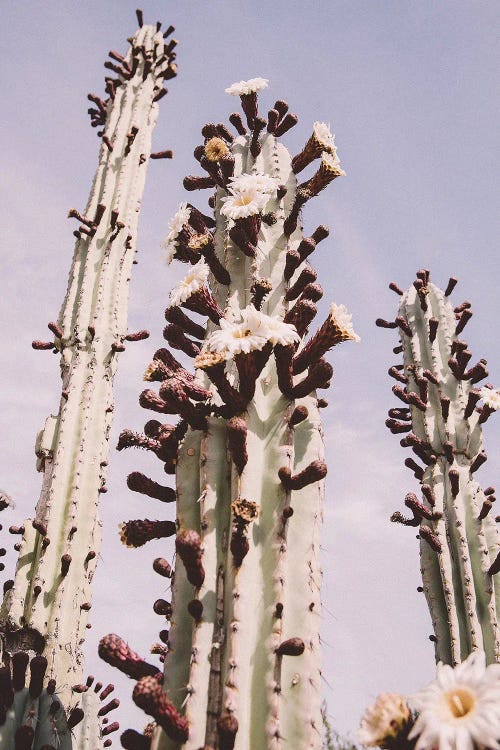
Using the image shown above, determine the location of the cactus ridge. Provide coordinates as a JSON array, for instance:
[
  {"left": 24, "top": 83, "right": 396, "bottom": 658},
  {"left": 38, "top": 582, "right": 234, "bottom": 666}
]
[
  {"left": 381, "top": 270, "right": 500, "bottom": 665},
  {"left": 111, "top": 80, "right": 356, "bottom": 749}
]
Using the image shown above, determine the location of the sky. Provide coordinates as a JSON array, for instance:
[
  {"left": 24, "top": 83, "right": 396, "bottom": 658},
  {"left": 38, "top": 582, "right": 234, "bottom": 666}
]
[{"left": 1, "top": 0, "right": 499, "bottom": 740}]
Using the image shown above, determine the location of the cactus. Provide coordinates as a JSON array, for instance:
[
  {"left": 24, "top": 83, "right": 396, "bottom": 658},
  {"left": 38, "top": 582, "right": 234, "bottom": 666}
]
[
  {"left": 108, "top": 78, "right": 358, "bottom": 749},
  {"left": 379, "top": 270, "right": 500, "bottom": 665},
  {"left": 0, "top": 8, "right": 178, "bottom": 742}
]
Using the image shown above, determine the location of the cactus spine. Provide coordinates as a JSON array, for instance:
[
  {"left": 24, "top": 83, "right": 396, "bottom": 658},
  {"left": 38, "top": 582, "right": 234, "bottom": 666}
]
[
  {"left": 111, "top": 81, "right": 357, "bottom": 749},
  {"left": 0, "top": 11, "right": 177, "bottom": 740},
  {"left": 380, "top": 271, "right": 500, "bottom": 665}
]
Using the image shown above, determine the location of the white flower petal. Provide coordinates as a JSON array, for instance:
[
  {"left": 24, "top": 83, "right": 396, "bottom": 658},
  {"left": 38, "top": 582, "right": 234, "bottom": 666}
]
[
  {"left": 169, "top": 260, "right": 209, "bottom": 306},
  {"left": 329, "top": 302, "right": 360, "bottom": 342},
  {"left": 479, "top": 387, "right": 500, "bottom": 410},
  {"left": 410, "top": 650, "right": 500, "bottom": 750},
  {"left": 220, "top": 187, "right": 269, "bottom": 220},
  {"left": 225, "top": 77, "right": 269, "bottom": 96}
]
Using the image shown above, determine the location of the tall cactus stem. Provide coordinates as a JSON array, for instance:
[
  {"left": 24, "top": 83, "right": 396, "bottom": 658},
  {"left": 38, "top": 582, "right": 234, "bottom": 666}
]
[
  {"left": 383, "top": 272, "right": 500, "bottom": 665},
  {"left": 1, "top": 17, "right": 177, "bottom": 717}
]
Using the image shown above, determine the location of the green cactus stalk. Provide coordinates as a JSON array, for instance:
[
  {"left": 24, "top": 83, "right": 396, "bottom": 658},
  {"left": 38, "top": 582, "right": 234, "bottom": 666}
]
[
  {"left": 379, "top": 270, "right": 500, "bottom": 665},
  {"left": 0, "top": 10, "right": 177, "bottom": 743},
  {"left": 106, "top": 79, "right": 358, "bottom": 749}
]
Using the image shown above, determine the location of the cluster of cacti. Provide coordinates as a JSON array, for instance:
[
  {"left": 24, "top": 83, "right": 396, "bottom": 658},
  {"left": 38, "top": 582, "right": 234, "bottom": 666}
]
[
  {"left": 0, "top": 10, "right": 177, "bottom": 748},
  {"left": 104, "top": 77, "right": 358, "bottom": 749},
  {"left": 378, "top": 271, "right": 500, "bottom": 665},
  {"left": 2, "top": 6, "right": 500, "bottom": 750}
]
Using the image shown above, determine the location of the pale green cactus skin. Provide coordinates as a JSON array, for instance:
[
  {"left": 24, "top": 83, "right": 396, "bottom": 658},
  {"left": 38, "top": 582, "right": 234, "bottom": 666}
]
[
  {"left": 160, "top": 142, "right": 323, "bottom": 750},
  {"left": 387, "top": 276, "right": 500, "bottom": 665},
  {"left": 0, "top": 691, "right": 72, "bottom": 750},
  {"left": 120, "top": 109, "right": 346, "bottom": 749},
  {"left": 0, "top": 19, "right": 175, "bottom": 729}
]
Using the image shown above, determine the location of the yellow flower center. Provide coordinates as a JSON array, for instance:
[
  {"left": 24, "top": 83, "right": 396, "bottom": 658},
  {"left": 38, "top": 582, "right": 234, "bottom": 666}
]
[
  {"left": 445, "top": 687, "right": 476, "bottom": 719},
  {"left": 234, "top": 193, "right": 254, "bottom": 207}
]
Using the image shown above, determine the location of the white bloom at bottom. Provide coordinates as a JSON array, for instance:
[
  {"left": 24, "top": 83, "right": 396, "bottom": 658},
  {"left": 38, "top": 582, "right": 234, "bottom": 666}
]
[
  {"left": 358, "top": 693, "right": 411, "bottom": 747},
  {"left": 225, "top": 77, "right": 269, "bottom": 96},
  {"left": 409, "top": 650, "right": 500, "bottom": 750},
  {"left": 329, "top": 303, "right": 360, "bottom": 342},
  {"left": 479, "top": 387, "right": 500, "bottom": 411},
  {"left": 169, "top": 260, "right": 209, "bottom": 306}
]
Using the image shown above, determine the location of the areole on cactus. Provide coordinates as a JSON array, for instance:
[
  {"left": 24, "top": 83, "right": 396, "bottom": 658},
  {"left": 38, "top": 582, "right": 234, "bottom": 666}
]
[{"left": 106, "top": 78, "right": 358, "bottom": 749}]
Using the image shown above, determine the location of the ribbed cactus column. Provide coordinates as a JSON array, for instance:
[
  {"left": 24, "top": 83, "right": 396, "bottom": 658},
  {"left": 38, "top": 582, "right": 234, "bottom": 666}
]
[
  {"left": 379, "top": 271, "right": 500, "bottom": 665},
  {"left": 0, "top": 12, "right": 177, "bottom": 717},
  {"left": 108, "top": 80, "right": 358, "bottom": 750}
]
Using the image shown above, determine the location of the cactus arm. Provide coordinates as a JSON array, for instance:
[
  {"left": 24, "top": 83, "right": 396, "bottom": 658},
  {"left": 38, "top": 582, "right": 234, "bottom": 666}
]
[
  {"left": 0, "top": 18, "right": 177, "bottom": 722},
  {"left": 382, "top": 273, "right": 500, "bottom": 664}
]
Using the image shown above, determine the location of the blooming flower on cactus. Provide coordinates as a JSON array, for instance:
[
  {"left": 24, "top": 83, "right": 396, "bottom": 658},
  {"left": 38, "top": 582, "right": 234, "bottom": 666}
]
[
  {"left": 220, "top": 186, "right": 269, "bottom": 220},
  {"left": 202, "top": 306, "right": 298, "bottom": 360},
  {"left": 409, "top": 649, "right": 500, "bottom": 750},
  {"left": 312, "top": 122, "right": 339, "bottom": 156},
  {"left": 244, "top": 306, "right": 300, "bottom": 347},
  {"left": 358, "top": 693, "right": 412, "bottom": 747},
  {"left": 329, "top": 303, "right": 361, "bottom": 342},
  {"left": 162, "top": 203, "right": 191, "bottom": 264},
  {"left": 228, "top": 172, "right": 279, "bottom": 198},
  {"left": 479, "top": 386, "right": 500, "bottom": 411},
  {"left": 225, "top": 77, "right": 269, "bottom": 96},
  {"left": 169, "top": 260, "right": 210, "bottom": 307}
]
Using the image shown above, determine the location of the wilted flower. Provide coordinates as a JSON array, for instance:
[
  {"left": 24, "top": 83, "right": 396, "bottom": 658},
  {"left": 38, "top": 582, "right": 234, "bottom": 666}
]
[
  {"left": 204, "top": 137, "right": 230, "bottom": 162},
  {"left": 409, "top": 649, "right": 500, "bottom": 750},
  {"left": 358, "top": 693, "right": 411, "bottom": 747},
  {"left": 225, "top": 77, "right": 269, "bottom": 96}
]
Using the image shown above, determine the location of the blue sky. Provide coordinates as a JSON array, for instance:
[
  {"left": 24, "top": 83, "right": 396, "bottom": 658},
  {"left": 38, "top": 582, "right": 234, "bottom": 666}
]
[{"left": 1, "top": 0, "right": 499, "bottom": 738}]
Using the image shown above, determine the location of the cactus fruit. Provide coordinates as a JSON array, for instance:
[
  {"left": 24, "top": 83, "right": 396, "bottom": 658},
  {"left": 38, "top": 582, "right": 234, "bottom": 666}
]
[
  {"left": 111, "top": 78, "right": 358, "bottom": 749},
  {"left": 380, "top": 270, "right": 500, "bottom": 665},
  {"left": 0, "top": 9, "right": 178, "bottom": 741}
]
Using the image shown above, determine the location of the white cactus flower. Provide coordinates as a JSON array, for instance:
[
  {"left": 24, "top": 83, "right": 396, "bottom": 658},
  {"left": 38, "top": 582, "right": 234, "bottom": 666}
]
[
  {"left": 313, "top": 122, "right": 338, "bottom": 154},
  {"left": 409, "top": 649, "right": 500, "bottom": 750},
  {"left": 329, "top": 303, "right": 360, "bottom": 342},
  {"left": 225, "top": 77, "right": 269, "bottom": 96},
  {"left": 244, "top": 306, "right": 299, "bottom": 346},
  {"left": 220, "top": 187, "right": 269, "bottom": 220},
  {"left": 206, "top": 317, "right": 267, "bottom": 357},
  {"left": 357, "top": 693, "right": 411, "bottom": 747},
  {"left": 169, "top": 260, "right": 209, "bottom": 306},
  {"left": 479, "top": 387, "right": 500, "bottom": 411},
  {"left": 228, "top": 172, "right": 279, "bottom": 197},
  {"left": 162, "top": 202, "right": 191, "bottom": 263}
]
